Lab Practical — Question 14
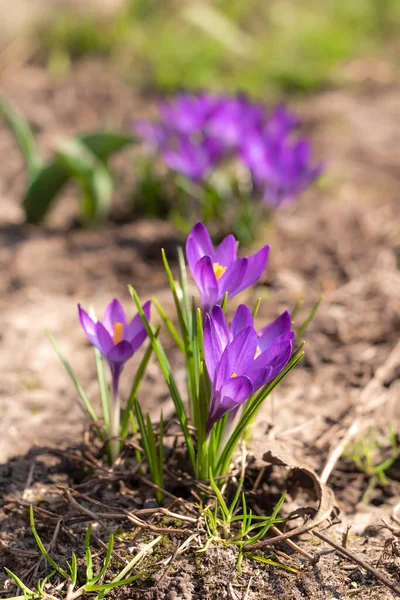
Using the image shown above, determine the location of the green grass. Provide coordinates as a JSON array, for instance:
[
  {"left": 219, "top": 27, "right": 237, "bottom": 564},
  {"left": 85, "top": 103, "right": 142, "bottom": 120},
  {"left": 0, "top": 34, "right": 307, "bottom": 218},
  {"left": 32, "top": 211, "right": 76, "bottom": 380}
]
[{"left": 36, "top": 0, "right": 400, "bottom": 97}]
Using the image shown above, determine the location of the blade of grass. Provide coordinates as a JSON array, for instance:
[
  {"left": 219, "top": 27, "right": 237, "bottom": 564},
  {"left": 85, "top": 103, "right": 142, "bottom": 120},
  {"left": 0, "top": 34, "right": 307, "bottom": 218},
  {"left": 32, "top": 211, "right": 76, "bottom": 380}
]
[
  {"left": 30, "top": 506, "right": 69, "bottom": 579},
  {"left": 120, "top": 331, "right": 159, "bottom": 440},
  {"left": 129, "top": 286, "right": 196, "bottom": 473},
  {"left": 47, "top": 331, "right": 98, "bottom": 424}
]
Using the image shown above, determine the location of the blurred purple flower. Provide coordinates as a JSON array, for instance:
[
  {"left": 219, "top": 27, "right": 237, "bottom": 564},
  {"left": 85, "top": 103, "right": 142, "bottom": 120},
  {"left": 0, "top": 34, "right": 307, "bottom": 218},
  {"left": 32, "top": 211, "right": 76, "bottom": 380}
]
[
  {"left": 204, "top": 305, "right": 294, "bottom": 430},
  {"left": 134, "top": 120, "right": 168, "bottom": 150},
  {"left": 186, "top": 222, "right": 269, "bottom": 311},
  {"left": 162, "top": 137, "right": 222, "bottom": 181},
  {"left": 241, "top": 131, "right": 322, "bottom": 207},
  {"left": 206, "top": 96, "right": 264, "bottom": 148},
  {"left": 160, "top": 92, "right": 219, "bottom": 135},
  {"left": 78, "top": 298, "right": 151, "bottom": 396}
]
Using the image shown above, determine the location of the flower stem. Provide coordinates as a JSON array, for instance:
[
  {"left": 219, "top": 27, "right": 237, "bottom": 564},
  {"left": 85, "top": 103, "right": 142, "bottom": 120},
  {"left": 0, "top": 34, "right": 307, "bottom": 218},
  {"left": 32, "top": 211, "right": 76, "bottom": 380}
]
[{"left": 110, "top": 365, "right": 122, "bottom": 464}]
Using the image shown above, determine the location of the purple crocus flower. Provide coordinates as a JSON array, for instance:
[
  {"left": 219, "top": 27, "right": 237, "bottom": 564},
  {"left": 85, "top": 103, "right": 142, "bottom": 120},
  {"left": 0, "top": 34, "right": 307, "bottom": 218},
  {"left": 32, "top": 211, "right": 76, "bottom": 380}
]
[
  {"left": 206, "top": 96, "right": 264, "bottom": 149},
  {"left": 134, "top": 120, "right": 168, "bottom": 150},
  {"left": 162, "top": 137, "right": 222, "bottom": 181},
  {"left": 160, "top": 92, "right": 219, "bottom": 135},
  {"left": 204, "top": 304, "right": 294, "bottom": 431},
  {"left": 78, "top": 298, "right": 151, "bottom": 396},
  {"left": 186, "top": 222, "right": 269, "bottom": 311},
  {"left": 241, "top": 131, "right": 322, "bottom": 207}
]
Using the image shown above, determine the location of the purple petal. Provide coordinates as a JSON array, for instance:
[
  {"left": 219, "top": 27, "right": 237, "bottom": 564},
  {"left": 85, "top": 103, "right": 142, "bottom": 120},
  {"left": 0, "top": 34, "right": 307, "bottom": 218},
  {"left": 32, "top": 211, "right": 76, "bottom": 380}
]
[
  {"left": 245, "top": 365, "right": 273, "bottom": 391},
  {"left": 227, "top": 326, "right": 258, "bottom": 377},
  {"left": 78, "top": 305, "right": 99, "bottom": 347},
  {"left": 95, "top": 322, "right": 114, "bottom": 355},
  {"left": 214, "top": 327, "right": 257, "bottom": 391},
  {"left": 218, "top": 257, "right": 249, "bottom": 299},
  {"left": 225, "top": 245, "right": 269, "bottom": 297},
  {"left": 186, "top": 222, "right": 215, "bottom": 275},
  {"left": 102, "top": 299, "right": 127, "bottom": 337},
  {"left": 231, "top": 305, "right": 254, "bottom": 339},
  {"left": 215, "top": 234, "right": 237, "bottom": 268},
  {"left": 107, "top": 341, "right": 135, "bottom": 364},
  {"left": 211, "top": 305, "right": 230, "bottom": 347},
  {"left": 251, "top": 339, "right": 293, "bottom": 383},
  {"left": 193, "top": 255, "right": 219, "bottom": 310},
  {"left": 258, "top": 311, "right": 292, "bottom": 352},
  {"left": 207, "top": 375, "right": 253, "bottom": 430},
  {"left": 203, "top": 307, "right": 229, "bottom": 381},
  {"left": 126, "top": 301, "right": 151, "bottom": 342}
]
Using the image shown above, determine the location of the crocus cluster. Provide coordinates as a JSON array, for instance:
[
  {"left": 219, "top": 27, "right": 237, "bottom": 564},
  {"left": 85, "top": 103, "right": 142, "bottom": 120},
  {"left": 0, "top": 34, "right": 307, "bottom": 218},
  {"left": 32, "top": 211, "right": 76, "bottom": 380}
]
[
  {"left": 186, "top": 221, "right": 294, "bottom": 431},
  {"left": 134, "top": 92, "right": 321, "bottom": 207},
  {"left": 77, "top": 221, "right": 297, "bottom": 471}
]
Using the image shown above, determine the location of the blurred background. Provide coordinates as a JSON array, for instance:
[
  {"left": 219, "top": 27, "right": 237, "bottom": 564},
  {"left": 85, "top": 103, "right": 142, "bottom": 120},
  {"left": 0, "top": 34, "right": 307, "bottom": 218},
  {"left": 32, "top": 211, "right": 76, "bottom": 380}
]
[{"left": 1, "top": 0, "right": 400, "bottom": 94}]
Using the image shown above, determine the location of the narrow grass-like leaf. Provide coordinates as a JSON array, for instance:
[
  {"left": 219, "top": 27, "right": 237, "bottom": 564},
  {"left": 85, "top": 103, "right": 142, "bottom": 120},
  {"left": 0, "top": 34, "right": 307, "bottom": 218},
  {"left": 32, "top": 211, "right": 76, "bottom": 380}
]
[
  {"left": 0, "top": 97, "right": 42, "bottom": 177},
  {"left": 90, "top": 534, "right": 114, "bottom": 585},
  {"left": 228, "top": 478, "right": 244, "bottom": 517},
  {"left": 85, "top": 525, "right": 93, "bottom": 581},
  {"left": 291, "top": 298, "right": 304, "bottom": 320},
  {"left": 87, "top": 573, "right": 143, "bottom": 592},
  {"left": 252, "top": 297, "right": 262, "bottom": 319},
  {"left": 95, "top": 349, "right": 111, "bottom": 435},
  {"left": 209, "top": 470, "right": 230, "bottom": 521},
  {"left": 161, "top": 249, "right": 188, "bottom": 339},
  {"left": 296, "top": 296, "right": 322, "bottom": 342},
  {"left": 70, "top": 552, "right": 78, "bottom": 587},
  {"left": 152, "top": 296, "right": 184, "bottom": 352},
  {"left": 4, "top": 568, "right": 36, "bottom": 598},
  {"left": 30, "top": 506, "right": 69, "bottom": 579},
  {"left": 129, "top": 411, "right": 143, "bottom": 465},
  {"left": 221, "top": 291, "right": 229, "bottom": 312},
  {"left": 244, "top": 494, "right": 285, "bottom": 544},
  {"left": 244, "top": 553, "right": 300, "bottom": 573},
  {"left": 120, "top": 332, "right": 159, "bottom": 440},
  {"left": 129, "top": 286, "right": 196, "bottom": 473},
  {"left": 93, "top": 536, "right": 161, "bottom": 598},
  {"left": 47, "top": 331, "right": 98, "bottom": 424},
  {"left": 36, "top": 571, "right": 56, "bottom": 597}
]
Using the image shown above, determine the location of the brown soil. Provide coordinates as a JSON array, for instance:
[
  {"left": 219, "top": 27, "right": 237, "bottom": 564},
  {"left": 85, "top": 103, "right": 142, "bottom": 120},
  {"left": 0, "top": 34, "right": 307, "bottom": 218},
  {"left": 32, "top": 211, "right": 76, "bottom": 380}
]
[{"left": 1, "top": 60, "right": 400, "bottom": 599}]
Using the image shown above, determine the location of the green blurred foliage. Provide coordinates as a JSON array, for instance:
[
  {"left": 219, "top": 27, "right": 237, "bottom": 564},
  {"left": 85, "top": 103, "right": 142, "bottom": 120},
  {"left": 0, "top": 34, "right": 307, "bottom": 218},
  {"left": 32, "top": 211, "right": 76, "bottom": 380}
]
[{"left": 37, "top": 0, "right": 400, "bottom": 96}]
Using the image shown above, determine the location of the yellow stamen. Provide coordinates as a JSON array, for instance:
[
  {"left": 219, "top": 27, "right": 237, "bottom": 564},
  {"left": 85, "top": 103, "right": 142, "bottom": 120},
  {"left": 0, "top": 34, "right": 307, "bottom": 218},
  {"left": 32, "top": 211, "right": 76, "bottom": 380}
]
[
  {"left": 213, "top": 262, "right": 227, "bottom": 280},
  {"left": 113, "top": 322, "right": 124, "bottom": 344},
  {"left": 231, "top": 372, "right": 237, "bottom": 378},
  {"left": 255, "top": 345, "right": 261, "bottom": 358}
]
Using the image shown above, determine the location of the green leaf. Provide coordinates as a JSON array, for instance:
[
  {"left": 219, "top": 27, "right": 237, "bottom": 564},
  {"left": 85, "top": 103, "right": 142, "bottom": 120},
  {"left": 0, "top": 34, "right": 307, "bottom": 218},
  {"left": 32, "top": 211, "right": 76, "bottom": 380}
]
[
  {"left": 95, "top": 349, "right": 111, "bottom": 438},
  {"left": 0, "top": 97, "right": 42, "bottom": 177},
  {"left": 89, "top": 534, "right": 114, "bottom": 585},
  {"left": 48, "top": 330, "right": 99, "bottom": 425},
  {"left": 55, "top": 138, "right": 113, "bottom": 224},
  {"left": 120, "top": 331, "right": 160, "bottom": 441},
  {"left": 152, "top": 296, "right": 185, "bottom": 353},
  {"left": 129, "top": 285, "right": 196, "bottom": 473},
  {"left": 4, "top": 568, "right": 37, "bottom": 599},
  {"left": 22, "top": 161, "right": 70, "bottom": 223},
  {"left": 79, "top": 132, "right": 136, "bottom": 162},
  {"left": 86, "top": 574, "right": 143, "bottom": 592},
  {"left": 29, "top": 505, "right": 69, "bottom": 579},
  {"left": 22, "top": 131, "right": 134, "bottom": 223},
  {"left": 296, "top": 296, "right": 322, "bottom": 342},
  {"left": 85, "top": 524, "right": 94, "bottom": 581}
]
